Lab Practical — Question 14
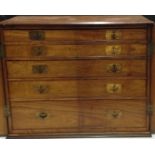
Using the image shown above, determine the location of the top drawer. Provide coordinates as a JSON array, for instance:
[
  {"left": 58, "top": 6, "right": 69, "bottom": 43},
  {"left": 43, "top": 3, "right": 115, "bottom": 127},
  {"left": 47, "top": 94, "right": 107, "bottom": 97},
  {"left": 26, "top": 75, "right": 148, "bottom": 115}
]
[{"left": 3, "top": 29, "right": 147, "bottom": 42}]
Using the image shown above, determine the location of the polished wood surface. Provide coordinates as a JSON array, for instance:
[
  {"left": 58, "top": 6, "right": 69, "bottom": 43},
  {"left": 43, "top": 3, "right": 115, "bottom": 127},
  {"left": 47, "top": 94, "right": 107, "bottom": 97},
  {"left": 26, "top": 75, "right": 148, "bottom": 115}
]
[
  {"left": 0, "top": 16, "right": 153, "bottom": 26},
  {"left": 0, "top": 16, "right": 153, "bottom": 138},
  {"left": 151, "top": 24, "right": 155, "bottom": 132},
  {"left": 0, "top": 30, "right": 7, "bottom": 136},
  {"left": 8, "top": 80, "right": 146, "bottom": 101},
  {"left": 9, "top": 100, "right": 147, "bottom": 134},
  {"left": 0, "top": 61, "right": 7, "bottom": 136},
  {"left": 5, "top": 44, "right": 147, "bottom": 58},
  {"left": 11, "top": 101, "right": 79, "bottom": 130},
  {"left": 81, "top": 100, "right": 147, "bottom": 130},
  {"left": 4, "top": 29, "right": 147, "bottom": 42},
  {"left": 7, "top": 60, "right": 146, "bottom": 78}
]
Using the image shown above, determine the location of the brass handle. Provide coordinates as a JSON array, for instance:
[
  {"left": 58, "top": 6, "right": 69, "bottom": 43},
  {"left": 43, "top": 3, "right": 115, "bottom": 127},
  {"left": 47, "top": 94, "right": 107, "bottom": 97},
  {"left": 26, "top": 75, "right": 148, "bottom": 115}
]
[
  {"left": 35, "top": 85, "right": 49, "bottom": 94},
  {"left": 29, "top": 31, "right": 45, "bottom": 40},
  {"left": 111, "top": 85, "right": 119, "bottom": 92},
  {"left": 105, "top": 45, "right": 121, "bottom": 56},
  {"left": 111, "top": 31, "right": 117, "bottom": 40},
  {"left": 107, "top": 64, "right": 122, "bottom": 73},
  {"left": 106, "top": 84, "right": 122, "bottom": 93},
  {"left": 38, "top": 112, "right": 48, "bottom": 119},
  {"left": 111, "top": 111, "right": 122, "bottom": 118},
  {"left": 31, "top": 46, "right": 46, "bottom": 56},
  {"left": 112, "top": 46, "right": 121, "bottom": 55},
  {"left": 32, "top": 65, "right": 48, "bottom": 74},
  {"left": 106, "top": 30, "right": 121, "bottom": 40}
]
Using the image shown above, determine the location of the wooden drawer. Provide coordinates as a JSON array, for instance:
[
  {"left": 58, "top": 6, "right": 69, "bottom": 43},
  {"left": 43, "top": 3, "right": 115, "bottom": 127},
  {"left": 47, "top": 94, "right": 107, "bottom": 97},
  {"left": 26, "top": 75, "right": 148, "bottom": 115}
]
[
  {"left": 4, "top": 29, "right": 147, "bottom": 42},
  {"left": 10, "top": 101, "right": 79, "bottom": 131},
  {"left": 9, "top": 100, "right": 147, "bottom": 134},
  {"left": 5, "top": 44, "right": 147, "bottom": 58},
  {"left": 8, "top": 79, "right": 146, "bottom": 101},
  {"left": 81, "top": 100, "right": 147, "bottom": 131},
  {"left": 7, "top": 60, "right": 146, "bottom": 78}
]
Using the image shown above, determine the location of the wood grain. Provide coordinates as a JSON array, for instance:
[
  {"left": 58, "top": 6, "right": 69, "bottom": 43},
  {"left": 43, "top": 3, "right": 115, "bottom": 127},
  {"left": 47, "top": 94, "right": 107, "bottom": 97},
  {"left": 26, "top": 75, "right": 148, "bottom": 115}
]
[
  {"left": 81, "top": 100, "right": 147, "bottom": 130},
  {"left": 7, "top": 60, "right": 146, "bottom": 78},
  {"left": 5, "top": 44, "right": 147, "bottom": 58},
  {"left": 11, "top": 101, "right": 79, "bottom": 131},
  {"left": 151, "top": 24, "right": 155, "bottom": 132},
  {"left": 0, "top": 16, "right": 153, "bottom": 26},
  {"left": 8, "top": 79, "right": 146, "bottom": 101},
  {"left": 0, "top": 16, "right": 153, "bottom": 138},
  {"left": 9, "top": 100, "right": 148, "bottom": 135},
  {"left": 4, "top": 29, "right": 147, "bottom": 42},
  {"left": 0, "top": 59, "right": 7, "bottom": 136}
]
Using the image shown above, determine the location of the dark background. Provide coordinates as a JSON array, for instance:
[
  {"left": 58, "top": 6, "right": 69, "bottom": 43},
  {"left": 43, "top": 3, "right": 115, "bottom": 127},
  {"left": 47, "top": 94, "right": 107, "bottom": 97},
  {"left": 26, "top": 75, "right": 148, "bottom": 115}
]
[
  {"left": 144, "top": 15, "right": 155, "bottom": 21},
  {"left": 0, "top": 15, "right": 155, "bottom": 22},
  {"left": 0, "top": 15, "right": 15, "bottom": 20}
]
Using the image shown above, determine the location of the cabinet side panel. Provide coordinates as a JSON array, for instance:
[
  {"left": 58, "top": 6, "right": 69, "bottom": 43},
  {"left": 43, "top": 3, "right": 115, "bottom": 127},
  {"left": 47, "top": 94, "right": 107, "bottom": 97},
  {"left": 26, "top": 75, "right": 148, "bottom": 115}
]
[
  {"left": 151, "top": 24, "right": 155, "bottom": 133},
  {"left": 0, "top": 31, "right": 7, "bottom": 136}
]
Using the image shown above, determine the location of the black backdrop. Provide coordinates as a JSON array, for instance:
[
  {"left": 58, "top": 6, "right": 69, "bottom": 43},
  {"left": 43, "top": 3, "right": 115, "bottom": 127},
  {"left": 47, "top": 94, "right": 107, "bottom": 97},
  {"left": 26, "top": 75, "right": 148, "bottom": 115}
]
[
  {"left": 0, "top": 15, "right": 15, "bottom": 20},
  {"left": 0, "top": 15, "right": 155, "bottom": 21},
  {"left": 144, "top": 15, "right": 155, "bottom": 21}
]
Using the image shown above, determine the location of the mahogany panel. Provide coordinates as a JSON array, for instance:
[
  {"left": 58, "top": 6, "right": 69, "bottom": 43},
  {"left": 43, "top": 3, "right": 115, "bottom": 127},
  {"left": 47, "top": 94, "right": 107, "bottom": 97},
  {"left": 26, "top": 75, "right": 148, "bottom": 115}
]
[
  {"left": 5, "top": 44, "right": 147, "bottom": 58},
  {"left": 9, "top": 100, "right": 148, "bottom": 135},
  {"left": 0, "top": 16, "right": 153, "bottom": 26},
  {"left": 151, "top": 24, "right": 155, "bottom": 132},
  {"left": 10, "top": 101, "right": 79, "bottom": 131},
  {"left": 81, "top": 100, "right": 147, "bottom": 132},
  {"left": 0, "top": 29, "right": 7, "bottom": 136},
  {"left": 8, "top": 79, "right": 146, "bottom": 101},
  {"left": 0, "top": 61, "right": 7, "bottom": 136},
  {"left": 4, "top": 29, "right": 147, "bottom": 42},
  {"left": 7, "top": 60, "right": 146, "bottom": 78}
]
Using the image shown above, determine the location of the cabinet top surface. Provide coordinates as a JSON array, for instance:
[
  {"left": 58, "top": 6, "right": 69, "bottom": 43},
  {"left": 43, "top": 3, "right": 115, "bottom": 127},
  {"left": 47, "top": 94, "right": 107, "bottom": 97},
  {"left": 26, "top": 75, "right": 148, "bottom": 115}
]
[{"left": 0, "top": 16, "right": 153, "bottom": 27}]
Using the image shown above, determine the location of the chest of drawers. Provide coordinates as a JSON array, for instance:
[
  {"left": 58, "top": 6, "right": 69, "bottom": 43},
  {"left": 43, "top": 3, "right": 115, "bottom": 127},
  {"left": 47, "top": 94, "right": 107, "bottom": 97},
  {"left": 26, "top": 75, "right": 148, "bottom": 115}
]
[{"left": 0, "top": 16, "right": 154, "bottom": 138}]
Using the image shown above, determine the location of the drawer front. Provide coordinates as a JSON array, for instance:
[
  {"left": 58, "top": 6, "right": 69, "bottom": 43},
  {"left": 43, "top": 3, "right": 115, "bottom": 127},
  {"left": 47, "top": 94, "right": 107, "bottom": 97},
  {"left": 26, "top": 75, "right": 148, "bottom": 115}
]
[
  {"left": 9, "top": 100, "right": 147, "bottom": 133},
  {"left": 81, "top": 100, "right": 147, "bottom": 130},
  {"left": 4, "top": 29, "right": 147, "bottom": 42},
  {"left": 5, "top": 44, "right": 147, "bottom": 58},
  {"left": 10, "top": 101, "right": 79, "bottom": 131},
  {"left": 7, "top": 60, "right": 146, "bottom": 78},
  {"left": 9, "top": 80, "right": 146, "bottom": 100}
]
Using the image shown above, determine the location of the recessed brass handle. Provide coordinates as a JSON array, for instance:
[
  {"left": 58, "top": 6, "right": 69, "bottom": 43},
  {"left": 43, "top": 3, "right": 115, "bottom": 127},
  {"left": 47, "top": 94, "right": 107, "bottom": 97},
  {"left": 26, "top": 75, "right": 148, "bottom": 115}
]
[
  {"left": 111, "top": 111, "right": 122, "bottom": 118},
  {"left": 106, "top": 30, "right": 121, "bottom": 40},
  {"left": 107, "top": 64, "right": 122, "bottom": 73},
  {"left": 38, "top": 112, "right": 48, "bottom": 119},
  {"left": 111, "top": 85, "right": 119, "bottom": 92},
  {"left": 111, "top": 31, "right": 117, "bottom": 40},
  {"left": 29, "top": 31, "right": 45, "bottom": 40},
  {"left": 32, "top": 65, "right": 48, "bottom": 74},
  {"left": 106, "top": 84, "right": 122, "bottom": 93},
  {"left": 35, "top": 85, "right": 49, "bottom": 94},
  {"left": 31, "top": 46, "right": 46, "bottom": 56},
  {"left": 105, "top": 45, "right": 122, "bottom": 56}
]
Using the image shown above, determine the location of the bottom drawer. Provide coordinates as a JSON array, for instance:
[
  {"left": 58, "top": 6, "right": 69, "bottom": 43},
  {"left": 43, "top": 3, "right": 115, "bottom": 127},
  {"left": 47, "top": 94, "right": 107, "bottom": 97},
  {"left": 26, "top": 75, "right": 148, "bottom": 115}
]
[
  {"left": 9, "top": 100, "right": 148, "bottom": 135},
  {"left": 81, "top": 100, "right": 147, "bottom": 132}
]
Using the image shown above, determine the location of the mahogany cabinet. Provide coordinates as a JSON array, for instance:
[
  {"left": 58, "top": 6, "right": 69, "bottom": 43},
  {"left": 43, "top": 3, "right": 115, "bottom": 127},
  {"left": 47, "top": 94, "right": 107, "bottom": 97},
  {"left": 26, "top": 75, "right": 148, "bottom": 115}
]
[{"left": 0, "top": 16, "right": 154, "bottom": 138}]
